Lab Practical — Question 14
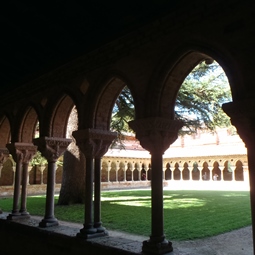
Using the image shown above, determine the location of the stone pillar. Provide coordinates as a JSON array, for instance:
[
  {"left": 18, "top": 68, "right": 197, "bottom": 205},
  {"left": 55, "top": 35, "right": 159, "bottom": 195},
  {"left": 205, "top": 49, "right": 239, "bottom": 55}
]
[
  {"left": 6, "top": 143, "right": 37, "bottom": 219},
  {"left": 0, "top": 148, "right": 9, "bottom": 214},
  {"left": 73, "top": 129, "right": 117, "bottom": 239},
  {"left": 223, "top": 100, "right": 255, "bottom": 255},
  {"left": 33, "top": 137, "right": 71, "bottom": 227},
  {"left": 129, "top": 117, "right": 183, "bottom": 255}
]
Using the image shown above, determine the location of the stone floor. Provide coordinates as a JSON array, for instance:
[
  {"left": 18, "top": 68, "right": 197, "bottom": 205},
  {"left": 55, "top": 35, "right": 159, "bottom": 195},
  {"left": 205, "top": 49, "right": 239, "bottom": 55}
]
[{"left": 0, "top": 212, "right": 253, "bottom": 255}]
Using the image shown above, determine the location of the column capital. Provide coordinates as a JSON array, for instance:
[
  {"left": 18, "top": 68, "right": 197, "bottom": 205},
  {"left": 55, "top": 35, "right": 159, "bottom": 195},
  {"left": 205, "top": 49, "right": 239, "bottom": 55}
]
[
  {"left": 72, "top": 129, "right": 117, "bottom": 158},
  {"left": 33, "top": 137, "right": 72, "bottom": 162},
  {"left": 0, "top": 147, "right": 9, "bottom": 165},
  {"left": 129, "top": 117, "right": 183, "bottom": 155},
  {"left": 6, "top": 142, "right": 37, "bottom": 164},
  {"left": 223, "top": 100, "right": 255, "bottom": 149}
]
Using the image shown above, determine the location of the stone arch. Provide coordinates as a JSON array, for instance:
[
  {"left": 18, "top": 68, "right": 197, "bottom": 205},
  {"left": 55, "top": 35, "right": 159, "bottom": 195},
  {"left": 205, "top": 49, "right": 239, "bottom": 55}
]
[
  {"left": 182, "top": 162, "right": 190, "bottom": 180},
  {"left": 234, "top": 160, "right": 244, "bottom": 181},
  {"left": 192, "top": 161, "right": 200, "bottom": 181},
  {"left": 92, "top": 76, "right": 136, "bottom": 130},
  {"left": 0, "top": 115, "right": 11, "bottom": 147},
  {"left": 223, "top": 160, "right": 233, "bottom": 181},
  {"left": 133, "top": 163, "right": 139, "bottom": 181},
  {"left": 101, "top": 160, "right": 108, "bottom": 182},
  {"left": 173, "top": 163, "right": 181, "bottom": 180},
  {"left": 212, "top": 161, "right": 222, "bottom": 181},
  {"left": 147, "top": 46, "right": 240, "bottom": 118},
  {"left": 18, "top": 107, "right": 39, "bottom": 143},
  {"left": 117, "top": 161, "right": 125, "bottom": 182},
  {"left": 0, "top": 158, "right": 14, "bottom": 186},
  {"left": 109, "top": 161, "right": 117, "bottom": 182},
  {"left": 165, "top": 162, "right": 171, "bottom": 180},
  {"left": 29, "top": 165, "right": 42, "bottom": 185},
  {"left": 126, "top": 162, "right": 132, "bottom": 181},
  {"left": 147, "top": 164, "right": 152, "bottom": 181},
  {"left": 201, "top": 161, "right": 210, "bottom": 181},
  {"left": 42, "top": 93, "right": 77, "bottom": 138},
  {"left": 141, "top": 163, "right": 146, "bottom": 180}
]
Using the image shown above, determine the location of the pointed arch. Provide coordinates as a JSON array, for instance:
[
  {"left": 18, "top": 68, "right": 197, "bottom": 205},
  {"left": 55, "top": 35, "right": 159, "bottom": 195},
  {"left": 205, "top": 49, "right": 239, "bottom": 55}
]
[
  {"left": 93, "top": 76, "right": 136, "bottom": 130},
  {"left": 19, "top": 107, "right": 38, "bottom": 143},
  {"left": 147, "top": 44, "right": 240, "bottom": 118},
  {"left": 44, "top": 94, "right": 76, "bottom": 138}
]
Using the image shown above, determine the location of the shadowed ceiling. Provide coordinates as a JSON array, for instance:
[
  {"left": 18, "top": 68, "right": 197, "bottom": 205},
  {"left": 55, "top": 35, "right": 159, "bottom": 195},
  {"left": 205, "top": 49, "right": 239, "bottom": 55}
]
[{"left": 0, "top": 1, "right": 180, "bottom": 94}]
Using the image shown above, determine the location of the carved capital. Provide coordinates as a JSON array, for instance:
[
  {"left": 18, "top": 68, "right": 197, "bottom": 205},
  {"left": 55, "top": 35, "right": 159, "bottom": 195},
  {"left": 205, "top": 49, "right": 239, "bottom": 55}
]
[
  {"left": 223, "top": 100, "right": 255, "bottom": 149},
  {"left": 6, "top": 143, "right": 37, "bottom": 164},
  {"left": 33, "top": 137, "right": 72, "bottom": 162},
  {"left": 0, "top": 147, "right": 9, "bottom": 165},
  {"left": 72, "top": 129, "right": 117, "bottom": 158},
  {"left": 129, "top": 117, "right": 183, "bottom": 155}
]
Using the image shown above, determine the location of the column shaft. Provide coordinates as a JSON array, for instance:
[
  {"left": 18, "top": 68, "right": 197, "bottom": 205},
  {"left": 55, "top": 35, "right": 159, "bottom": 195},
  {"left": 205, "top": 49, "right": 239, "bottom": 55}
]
[
  {"left": 84, "top": 156, "right": 96, "bottom": 231},
  {"left": 20, "top": 162, "right": 29, "bottom": 215},
  {"left": 11, "top": 161, "right": 22, "bottom": 215},
  {"left": 150, "top": 152, "right": 164, "bottom": 241},
  {"left": 45, "top": 162, "right": 56, "bottom": 218},
  {"left": 94, "top": 157, "right": 105, "bottom": 232},
  {"left": 247, "top": 147, "right": 255, "bottom": 255}
]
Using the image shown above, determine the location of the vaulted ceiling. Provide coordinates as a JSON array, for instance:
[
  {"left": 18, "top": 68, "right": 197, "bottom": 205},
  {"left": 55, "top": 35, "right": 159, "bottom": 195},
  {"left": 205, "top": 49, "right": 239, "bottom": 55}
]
[{"left": 1, "top": 1, "right": 180, "bottom": 94}]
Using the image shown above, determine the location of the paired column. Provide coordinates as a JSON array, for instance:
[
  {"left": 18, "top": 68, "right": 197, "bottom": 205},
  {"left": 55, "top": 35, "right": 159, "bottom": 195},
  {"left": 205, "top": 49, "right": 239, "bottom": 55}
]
[
  {"left": 129, "top": 117, "right": 182, "bottom": 255},
  {"left": 6, "top": 143, "right": 37, "bottom": 219},
  {"left": 73, "top": 128, "right": 116, "bottom": 239},
  {"left": 33, "top": 137, "right": 71, "bottom": 227},
  {"left": 223, "top": 100, "right": 255, "bottom": 255}
]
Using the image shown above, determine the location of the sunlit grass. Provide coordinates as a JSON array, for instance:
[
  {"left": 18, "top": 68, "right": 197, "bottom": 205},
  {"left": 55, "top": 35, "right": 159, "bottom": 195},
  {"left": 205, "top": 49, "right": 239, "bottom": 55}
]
[{"left": 0, "top": 190, "right": 251, "bottom": 240}]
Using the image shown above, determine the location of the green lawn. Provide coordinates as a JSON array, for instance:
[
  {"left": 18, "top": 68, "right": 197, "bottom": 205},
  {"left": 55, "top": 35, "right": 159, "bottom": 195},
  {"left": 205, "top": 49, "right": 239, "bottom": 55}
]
[{"left": 0, "top": 190, "right": 251, "bottom": 240}]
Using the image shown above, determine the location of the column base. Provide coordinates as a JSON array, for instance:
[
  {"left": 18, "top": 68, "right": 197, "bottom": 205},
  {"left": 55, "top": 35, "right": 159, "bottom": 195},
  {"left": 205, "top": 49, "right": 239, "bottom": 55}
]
[
  {"left": 76, "top": 225, "right": 108, "bottom": 239},
  {"left": 94, "top": 222, "right": 107, "bottom": 233},
  {"left": 7, "top": 212, "right": 30, "bottom": 220},
  {"left": 39, "top": 217, "right": 59, "bottom": 228},
  {"left": 142, "top": 239, "right": 173, "bottom": 255}
]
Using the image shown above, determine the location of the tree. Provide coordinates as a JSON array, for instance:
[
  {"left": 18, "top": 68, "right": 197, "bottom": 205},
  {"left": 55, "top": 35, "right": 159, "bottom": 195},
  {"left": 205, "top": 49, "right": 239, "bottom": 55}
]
[
  {"left": 175, "top": 61, "right": 232, "bottom": 135},
  {"left": 57, "top": 107, "right": 86, "bottom": 205},
  {"left": 111, "top": 61, "right": 233, "bottom": 141}
]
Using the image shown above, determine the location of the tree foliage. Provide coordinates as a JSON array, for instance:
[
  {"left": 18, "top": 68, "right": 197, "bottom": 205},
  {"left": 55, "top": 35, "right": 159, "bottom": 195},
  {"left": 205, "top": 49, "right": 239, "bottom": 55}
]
[
  {"left": 111, "top": 61, "right": 232, "bottom": 139},
  {"left": 175, "top": 61, "right": 232, "bottom": 135}
]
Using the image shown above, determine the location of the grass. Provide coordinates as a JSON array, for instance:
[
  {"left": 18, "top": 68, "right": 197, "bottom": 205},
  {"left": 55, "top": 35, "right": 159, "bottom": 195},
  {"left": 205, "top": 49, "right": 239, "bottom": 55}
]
[{"left": 0, "top": 189, "right": 251, "bottom": 240}]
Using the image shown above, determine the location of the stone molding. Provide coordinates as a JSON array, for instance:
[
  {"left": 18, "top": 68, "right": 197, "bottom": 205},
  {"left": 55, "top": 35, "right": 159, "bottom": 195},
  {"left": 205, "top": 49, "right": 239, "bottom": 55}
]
[
  {"left": 72, "top": 129, "right": 117, "bottom": 158},
  {"left": 33, "top": 137, "right": 72, "bottom": 162},
  {"left": 6, "top": 143, "right": 37, "bottom": 164},
  {"left": 129, "top": 118, "right": 183, "bottom": 154}
]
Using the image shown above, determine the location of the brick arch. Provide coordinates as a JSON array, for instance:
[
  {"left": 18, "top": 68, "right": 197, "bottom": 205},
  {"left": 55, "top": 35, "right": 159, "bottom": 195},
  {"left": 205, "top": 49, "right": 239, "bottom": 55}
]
[
  {"left": 93, "top": 77, "right": 135, "bottom": 130},
  {"left": 18, "top": 107, "right": 38, "bottom": 143},
  {"left": 0, "top": 116, "right": 11, "bottom": 147},
  {"left": 148, "top": 47, "right": 240, "bottom": 118},
  {"left": 49, "top": 95, "right": 75, "bottom": 138}
]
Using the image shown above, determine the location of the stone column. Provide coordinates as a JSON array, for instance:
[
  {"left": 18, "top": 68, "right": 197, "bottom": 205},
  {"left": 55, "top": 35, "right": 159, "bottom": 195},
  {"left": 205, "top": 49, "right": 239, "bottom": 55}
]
[
  {"left": 0, "top": 148, "right": 9, "bottom": 214},
  {"left": 6, "top": 143, "right": 37, "bottom": 219},
  {"left": 223, "top": 100, "right": 255, "bottom": 255},
  {"left": 73, "top": 129, "right": 116, "bottom": 239},
  {"left": 33, "top": 137, "right": 71, "bottom": 227},
  {"left": 129, "top": 117, "right": 183, "bottom": 255}
]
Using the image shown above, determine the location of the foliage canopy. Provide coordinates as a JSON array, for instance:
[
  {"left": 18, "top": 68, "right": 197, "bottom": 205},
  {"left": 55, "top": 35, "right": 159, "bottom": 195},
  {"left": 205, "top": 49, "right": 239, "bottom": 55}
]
[{"left": 111, "top": 61, "right": 232, "bottom": 140}]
